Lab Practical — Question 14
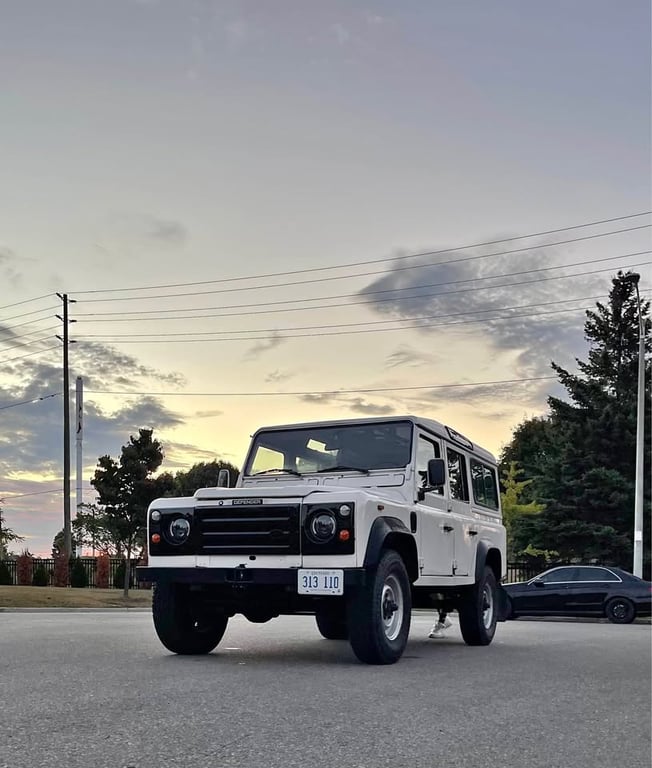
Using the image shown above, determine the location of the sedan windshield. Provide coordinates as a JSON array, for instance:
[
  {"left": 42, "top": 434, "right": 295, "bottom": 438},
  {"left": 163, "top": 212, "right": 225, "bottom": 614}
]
[{"left": 245, "top": 421, "right": 413, "bottom": 475}]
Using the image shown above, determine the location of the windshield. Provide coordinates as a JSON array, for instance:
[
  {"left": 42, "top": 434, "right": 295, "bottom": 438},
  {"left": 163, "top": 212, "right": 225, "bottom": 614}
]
[{"left": 245, "top": 421, "right": 413, "bottom": 475}]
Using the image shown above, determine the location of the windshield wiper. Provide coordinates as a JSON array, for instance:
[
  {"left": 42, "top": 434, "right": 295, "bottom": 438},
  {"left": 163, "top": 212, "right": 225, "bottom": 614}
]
[
  {"left": 316, "top": 465, "right": 370, "bottom": 475},
  {"left": 252, "top": 468, "right": 303, "bottom": 477}
]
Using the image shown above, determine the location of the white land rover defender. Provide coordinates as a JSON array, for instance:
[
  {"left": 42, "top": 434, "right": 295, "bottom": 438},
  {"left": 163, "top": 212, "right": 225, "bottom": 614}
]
[{"left": 138, "top": 415, "right": 508, "bottom": 665}]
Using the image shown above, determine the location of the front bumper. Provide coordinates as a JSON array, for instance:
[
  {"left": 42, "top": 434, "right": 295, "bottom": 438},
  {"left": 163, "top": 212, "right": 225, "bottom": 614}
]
[{"left": 137, "top": 566, "right": 367, "bottom": 588}]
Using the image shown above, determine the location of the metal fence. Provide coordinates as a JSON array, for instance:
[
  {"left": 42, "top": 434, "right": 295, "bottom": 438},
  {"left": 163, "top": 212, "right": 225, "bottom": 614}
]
[
  {"left": 0, "top": 557, "right": 556, "bottom": 588},
  {"left": 0, "top": 557, "right": 146, "bottom": 589}
]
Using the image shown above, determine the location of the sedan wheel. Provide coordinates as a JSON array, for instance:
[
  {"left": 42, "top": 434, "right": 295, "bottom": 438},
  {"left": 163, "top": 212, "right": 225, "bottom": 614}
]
[{"left": 605, "top": 597, "right": 636, "bottom": 624}]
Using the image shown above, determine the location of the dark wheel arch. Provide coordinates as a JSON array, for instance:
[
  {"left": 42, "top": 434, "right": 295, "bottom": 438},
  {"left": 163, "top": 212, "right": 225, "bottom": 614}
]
[{"left": 363, "top": 517, "right": 419, "bottom": 583}]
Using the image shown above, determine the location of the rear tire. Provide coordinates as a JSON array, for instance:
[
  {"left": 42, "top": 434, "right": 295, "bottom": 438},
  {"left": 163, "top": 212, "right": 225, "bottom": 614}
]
[
  {"left": 315, "top": 610, "right": 348, "bottom": 640},
  {"left": 347, "top": 550, "right": 412, "bottom": 665},
  {"left": 458, "top": 566, "right": 498, "bottom": 646},
  {"left": 152, "top": 583, "right": 228, "bottom": 654},
  {"left": 605, "top": 597, "right": 636, "bottom": 624}
]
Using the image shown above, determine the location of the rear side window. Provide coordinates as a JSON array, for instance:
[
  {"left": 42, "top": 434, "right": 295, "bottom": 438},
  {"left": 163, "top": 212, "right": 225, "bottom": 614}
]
[
  {"left": 447, "top": 448, "right": 469, "bottom": 502},
  {"left": 576, "top": 567, "right": 621, "bottom": 582},
  {"left": 470, "top": 460, "right": 499, "bottom": 510}
]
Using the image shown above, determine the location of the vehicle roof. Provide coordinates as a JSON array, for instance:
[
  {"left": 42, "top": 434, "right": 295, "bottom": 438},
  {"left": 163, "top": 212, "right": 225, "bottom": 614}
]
[{"left": 251, "top": 414, "right": 497, "bottom": 463}]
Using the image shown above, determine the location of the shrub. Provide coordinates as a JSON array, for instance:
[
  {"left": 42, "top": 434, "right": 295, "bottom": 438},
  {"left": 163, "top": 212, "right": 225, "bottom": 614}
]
[
  {"left": 113, "top": 560, "right": 133, "bottom": 590},
  {"left": 70, "top": 558, "right": 89, "bottom": 588},
  {"left": 53, "top": 552, "right": 69, "bottom": 587},
  {"left": 0, "top": 560, "right": 12, "bottom": 585},
  {"left": 96, "top": 554, "right": 110, "bottom": 589},
  {"left": 32, "top": 563, "right": 49, "bottom": 587},
  {"left": 16, "top": 552, "right": 33, "bottom": 586}
]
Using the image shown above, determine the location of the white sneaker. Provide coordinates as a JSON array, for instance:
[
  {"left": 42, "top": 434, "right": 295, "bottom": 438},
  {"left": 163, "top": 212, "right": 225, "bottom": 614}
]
[{"left": 428, "top": 618, "right": 452, "bottom": 639}]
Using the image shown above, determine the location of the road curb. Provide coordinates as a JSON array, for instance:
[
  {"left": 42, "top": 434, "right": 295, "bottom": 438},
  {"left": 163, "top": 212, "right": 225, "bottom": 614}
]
[{"left": 0, "top": 607, "right": 151, "bottom": 613}]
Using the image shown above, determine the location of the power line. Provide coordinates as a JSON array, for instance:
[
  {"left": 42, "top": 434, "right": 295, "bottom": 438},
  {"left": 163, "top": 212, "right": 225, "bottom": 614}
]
[
  {"left": 73, "top": 258, "right": 651, "bottom": 322},
  {"left": 0, "top": 332, "right": 62, "bottom": 353},
  {"left": 0, "top": 326, "right": 60, "bottom": 346},
  {"left": 86, "top": 374, "right": 559, "bottom": 398},
  {"left": 77, "top": 294, "right": 609, "bottom": 340},
  {"left": 71, "top": 211, "right": 651, "bottom": 296},
  {"left": 0, "top": 488, "right": 63, "bottom": 500},
  {"left": 1, "top": 304, "right": 60, "bottom": 323},
  {"left": 0, "top": 344, "right": 61, "bottom": 365},
  {"left": 1, "top": 312, "right": 66, "bottom": 333},
  {"left": 0, "top": 292, "right": 55, "bottom": 312},
  {"left": 73, "top": 225, "right": 651, "bottom": 304},
  {"left": 75, "top": 304, "right": 599, "bottom": 344},
  {"left": 0, "top": 392, "right": 61, "bottom": 412}
]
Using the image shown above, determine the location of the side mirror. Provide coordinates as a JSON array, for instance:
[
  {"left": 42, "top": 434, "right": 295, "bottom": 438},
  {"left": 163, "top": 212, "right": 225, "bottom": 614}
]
[
  {"left": 533, "top": 578, "right": 544, "bottom": 588},
  {"left": 427, "top": 458, "right": 446, "bottom": 488},
  {"left": 217, "top": 469, "right": 230, "bottom": 488}
]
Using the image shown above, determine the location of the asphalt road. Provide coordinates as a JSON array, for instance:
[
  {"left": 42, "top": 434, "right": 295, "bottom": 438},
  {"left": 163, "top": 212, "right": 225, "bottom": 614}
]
[{"left": 0, "top": 611, "right": 650, "bottom": 768}]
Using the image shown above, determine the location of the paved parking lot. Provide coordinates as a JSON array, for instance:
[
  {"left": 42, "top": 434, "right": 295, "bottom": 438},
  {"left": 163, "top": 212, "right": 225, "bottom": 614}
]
[{"left": 0, "top": 611, "right": 650, "bottom": 768}]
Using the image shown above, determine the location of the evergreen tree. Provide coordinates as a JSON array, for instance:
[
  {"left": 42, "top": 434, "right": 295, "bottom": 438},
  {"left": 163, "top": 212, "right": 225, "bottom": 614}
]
[
  {"left": 172, "top": 460, "right": 240, "bottom": 495},
  {"left": 500, "top": 462, "right": 545, "bottom": 557},
  {"left": 502, "top": 272, "right": 650, "bottom": 571}
]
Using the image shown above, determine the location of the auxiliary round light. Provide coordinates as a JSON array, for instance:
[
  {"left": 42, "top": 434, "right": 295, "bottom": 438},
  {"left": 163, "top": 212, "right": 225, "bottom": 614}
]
[
  {"left": 338, "top": 504, "right": 352, "bottom": 517},
  {"left": 151, "top": 509, "right": 161, "bottom": 522}
]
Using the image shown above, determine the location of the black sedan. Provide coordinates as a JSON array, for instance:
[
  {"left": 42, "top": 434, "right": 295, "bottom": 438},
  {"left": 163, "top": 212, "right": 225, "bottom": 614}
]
[{"left": 504, "top": 565, "right": 652, "bottom": 624}]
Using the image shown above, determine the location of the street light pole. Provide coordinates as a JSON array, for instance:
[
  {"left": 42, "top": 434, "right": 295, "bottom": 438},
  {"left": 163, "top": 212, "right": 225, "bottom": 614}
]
[
  {"left": 618, "top": 272, "right": 646, "bottom": 578},
  {"left": 631, "top": 277, "right": 645, "bottom": 579}
]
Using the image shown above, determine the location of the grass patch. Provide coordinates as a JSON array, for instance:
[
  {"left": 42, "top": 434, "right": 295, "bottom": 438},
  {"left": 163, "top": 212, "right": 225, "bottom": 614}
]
[{"left": 0, "top": 585, "right": 152, "bottom": 608}]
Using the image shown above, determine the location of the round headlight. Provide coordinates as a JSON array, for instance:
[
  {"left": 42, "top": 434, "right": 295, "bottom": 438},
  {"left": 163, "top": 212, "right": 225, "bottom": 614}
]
[
  {"left": 308, "top": 511, "right": 337, "bottom": 543},
  {"left": 168, "top": 517, "right": 190, "bottom": 544},
  {"left": 151, "top": 510, "right": 161, "bottom": 522}
]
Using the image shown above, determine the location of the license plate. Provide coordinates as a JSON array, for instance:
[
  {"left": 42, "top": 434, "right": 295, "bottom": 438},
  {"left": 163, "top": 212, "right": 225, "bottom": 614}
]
[{"left": 297, "top": 569, "right": 344, "bottom": 595}]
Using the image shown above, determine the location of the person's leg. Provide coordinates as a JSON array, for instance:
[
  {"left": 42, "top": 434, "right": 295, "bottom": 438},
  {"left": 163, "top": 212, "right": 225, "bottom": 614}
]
[{"left": 428, "top": 610, "right": 452, "bottom": 638}]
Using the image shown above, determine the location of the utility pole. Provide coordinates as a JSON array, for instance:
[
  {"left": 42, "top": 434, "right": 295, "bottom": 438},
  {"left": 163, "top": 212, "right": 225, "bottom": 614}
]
[{"left": 56, "top": 293, "right": 76, "bottom": 563}]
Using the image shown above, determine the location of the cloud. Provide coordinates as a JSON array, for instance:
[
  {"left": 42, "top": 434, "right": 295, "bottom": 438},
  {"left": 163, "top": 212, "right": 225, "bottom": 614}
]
[
  {"left": 357, "top": 244, "right": 600, "bottom": 377},
  {"left": 365, "top": 13, "right": 386, "bottom": 26},
  {"left": 385, "top": 346, "right": 440, "bottom": 369},
  {"left": 147, "top": 218, "right": 188, "bottom": 246},
  {"left": 194, "top": 408, "right": 223, "bottom": 418},
  {"left": 225, "top": 19, "right": 249, "bottom": 48},
  {"left": 265, "top": 369, "right": 295, "bottom": 383},
  {"left": 107, "top": 213, "right": 188, "bottom": 248},
  {"left": 346, "top": 397, "right": 395, "bottom": 415},
  {"left": 298, "top": 392, "right": 395, "bottom": 416},
  {"left": 332, "top": 23, "right": 351, "bottom": 46},
  {"left": 0, "top": 342, "right": 187, "bottom": 555},
  {"left": 158, "top": 440, "right": 231, "bottom": 471},
  {"left": 243, "top": 331, "right": 285, "bottom": 360},
  {"left": 0, "top": 247, "right": 24, "bottom": 288}
]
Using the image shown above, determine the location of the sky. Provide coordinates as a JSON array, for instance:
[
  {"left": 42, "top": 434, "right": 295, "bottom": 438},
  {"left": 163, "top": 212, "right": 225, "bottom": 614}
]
[{"left": 1, "top": 0, "right": 650, "bottom": 556}]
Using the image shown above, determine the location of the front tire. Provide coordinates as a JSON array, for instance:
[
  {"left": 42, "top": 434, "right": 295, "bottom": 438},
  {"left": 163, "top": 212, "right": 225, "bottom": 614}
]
[
  {"left": 152, "top": 583, "right": 228, "bottom": 654},
  {"left": 458, "top": 566, "right": 498, "bottom": 646},
  {"left": 347, "top": 550, "right": 412, "bottom": 665},
  {"left": 605, "top": 597, "right": 636, "bottom": 624}
]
